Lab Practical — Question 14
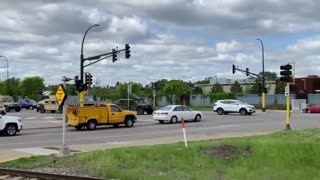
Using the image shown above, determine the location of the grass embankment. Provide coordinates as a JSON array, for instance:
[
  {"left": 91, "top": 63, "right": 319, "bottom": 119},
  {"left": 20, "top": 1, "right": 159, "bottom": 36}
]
[{"left": 1, "top": 129, "right": 320, "bottom": 180}]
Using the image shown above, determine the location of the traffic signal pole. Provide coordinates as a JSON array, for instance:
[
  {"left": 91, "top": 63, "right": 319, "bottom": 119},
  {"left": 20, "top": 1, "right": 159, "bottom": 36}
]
[{"left": 285, "top": 83, "right": 291, "bottom": 130}]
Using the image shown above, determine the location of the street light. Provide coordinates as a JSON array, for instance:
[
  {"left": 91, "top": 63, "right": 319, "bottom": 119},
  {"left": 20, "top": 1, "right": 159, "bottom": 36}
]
[
  {"left": 80, "top": 24, "right": 99, "bottom": 82},
  {"left": 0, "top": 56, "right": 9, "bottom": 82},
  {"left": 256, "top": 39, "right": 266, "bottom": 112}
]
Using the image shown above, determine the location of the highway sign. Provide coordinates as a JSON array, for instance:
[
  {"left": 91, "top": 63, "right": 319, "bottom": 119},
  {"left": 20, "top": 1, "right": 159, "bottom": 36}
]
[{"left": 56, "top": 84, "right": 67, "bottom": 107}]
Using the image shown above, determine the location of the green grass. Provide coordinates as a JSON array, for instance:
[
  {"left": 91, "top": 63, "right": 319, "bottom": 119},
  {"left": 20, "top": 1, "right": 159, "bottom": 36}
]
[{"left": 1, "top": 129, "right": 320, "bottom": 180}]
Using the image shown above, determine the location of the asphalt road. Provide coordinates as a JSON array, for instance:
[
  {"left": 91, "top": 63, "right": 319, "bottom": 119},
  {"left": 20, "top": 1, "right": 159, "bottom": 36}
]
[{"left": 0, "top": 110, "right": 320, "bottom": 150}]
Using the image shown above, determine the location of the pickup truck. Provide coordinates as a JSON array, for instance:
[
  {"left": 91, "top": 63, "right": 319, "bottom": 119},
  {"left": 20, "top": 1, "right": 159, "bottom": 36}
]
[
  {"left": 0, "top": 115, "right": 22, "bottom": 136},
  {"left": 67, "top": 103, "right": 137, "bottom": 130}
]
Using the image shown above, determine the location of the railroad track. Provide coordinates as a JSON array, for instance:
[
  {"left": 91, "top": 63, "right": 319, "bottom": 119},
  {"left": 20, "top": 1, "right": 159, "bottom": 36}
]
[{"left": 0, "top": 168, "right": 105, "bottom": 180}]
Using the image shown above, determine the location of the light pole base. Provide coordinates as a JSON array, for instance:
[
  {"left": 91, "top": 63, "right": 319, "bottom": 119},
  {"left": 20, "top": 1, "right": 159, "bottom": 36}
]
[
  {"left": 285, "top": 124, "right": 291, "bottom": 130},
  {"left": 261, "top": 108, "right": 266, "bottom": 112},
  {"left": 59, "top": 146, "right": 70, "bottom": 157}
]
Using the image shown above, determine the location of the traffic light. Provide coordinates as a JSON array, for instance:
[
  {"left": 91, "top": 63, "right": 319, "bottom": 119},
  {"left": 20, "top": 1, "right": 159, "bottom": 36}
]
[
  {"left": 74, "top": 75, "right": 83, "bottom": 92},
  {"left": 246, "top": 67, "right": 249, "bottom": 76},
  {"left": 232, "top": 64, "right": 236, "bottom": 74},
  {"left": 125, "top": 44, "right": 131, "bottom": 59},
  {"left": 112, "top": 48, "right": 117, "bottom": 62},
  {"left": 85, "top": 73, "right": 93, "bottom": 87},
  {"left": 280, "top": 64, "right": 292, "bottom": 82}
]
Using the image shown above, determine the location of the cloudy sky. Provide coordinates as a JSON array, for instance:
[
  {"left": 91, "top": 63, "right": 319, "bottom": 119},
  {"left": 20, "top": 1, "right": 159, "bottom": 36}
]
[{"left": 0, "top": 0, "right": 319, "bottom": 86}]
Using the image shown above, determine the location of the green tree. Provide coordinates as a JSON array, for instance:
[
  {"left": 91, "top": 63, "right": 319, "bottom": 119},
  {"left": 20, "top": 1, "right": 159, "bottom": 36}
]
[
  {"left": 275, "top": 81, "right": 286, "bottom": 94},
  {"left": 247, "top": 80, "right": 261, "bottom": 94},
  {"left": 230, "top": 81, "right": 243, "bottom": 93},
  {"left": 118, "top": 82, "right": 143, "bottom": 98},
  {"left": 259, "top": 71, "right": 277, "bottom": 80},
  {"left": 5, "top": 78, "right": 21, "bottom": 100},
  {"left": 20, "top": 76, "right": 45, "bottom": 101},
  {"left": 163, "top": 80, "right": 191, "bottom": 104},
  {"left": 195, "top": 77, "right": 211, "bottom": 84},
  {"left": 211, "top": 83, "right": 224, "bottom": 93},
  {"left": 192, "top": 86, "right": 203, "bottom": 94}
]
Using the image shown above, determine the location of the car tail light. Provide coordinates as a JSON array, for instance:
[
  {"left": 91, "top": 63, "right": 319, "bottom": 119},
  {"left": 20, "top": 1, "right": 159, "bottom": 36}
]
[{"left": 161, "top": 112, "right": 168, "bottom": 115}]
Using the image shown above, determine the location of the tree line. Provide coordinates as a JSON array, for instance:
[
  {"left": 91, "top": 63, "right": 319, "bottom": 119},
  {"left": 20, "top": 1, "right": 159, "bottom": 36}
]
[{"left": 0, "top": 71, "right": 284, "bottom": 103}]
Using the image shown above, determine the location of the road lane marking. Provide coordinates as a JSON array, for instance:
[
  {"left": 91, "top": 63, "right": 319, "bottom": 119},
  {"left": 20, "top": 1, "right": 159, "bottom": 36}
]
[
  {"left": 48, "top": 121, "right": 61, "bottom": 124},
  {"left": 0, "top": 124, "right": 241, "bottom": 146},
  {"left": 24, "top": 117, "right": 37, "bottom": 120},
  {"left": 44, "top": 117, "right": 55, "bottom": 119}
]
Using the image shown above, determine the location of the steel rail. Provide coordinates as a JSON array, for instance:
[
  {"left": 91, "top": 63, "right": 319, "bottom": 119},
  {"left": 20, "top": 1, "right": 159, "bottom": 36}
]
[{"left": 0, "top": 168, "right": 106, "bottom": 180}]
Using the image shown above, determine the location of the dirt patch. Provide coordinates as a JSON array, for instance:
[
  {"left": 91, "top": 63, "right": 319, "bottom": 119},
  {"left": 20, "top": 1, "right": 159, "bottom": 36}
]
[{"left": 204, "top": 145, "right": 251, "bottom": 160}]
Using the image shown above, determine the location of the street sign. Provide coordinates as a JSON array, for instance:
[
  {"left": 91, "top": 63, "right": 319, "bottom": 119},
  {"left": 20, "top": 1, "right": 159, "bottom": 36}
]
[
  {"left": 285, "top": 86, "right": 289, "bottom": 96},
  {"left": 56, "top": 84, "right": 67, "bottom": 107}
]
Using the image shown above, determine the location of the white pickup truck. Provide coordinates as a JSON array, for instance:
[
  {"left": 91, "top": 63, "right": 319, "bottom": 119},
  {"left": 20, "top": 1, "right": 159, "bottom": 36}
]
[{"left": 0, "top": 115, "right": 22, "bottom": 136}]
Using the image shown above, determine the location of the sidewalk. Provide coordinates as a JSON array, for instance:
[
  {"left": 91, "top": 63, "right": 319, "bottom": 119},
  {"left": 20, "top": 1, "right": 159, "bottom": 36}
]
[{"left": 0, "top": 131, "right": 272, "bottom": 163}]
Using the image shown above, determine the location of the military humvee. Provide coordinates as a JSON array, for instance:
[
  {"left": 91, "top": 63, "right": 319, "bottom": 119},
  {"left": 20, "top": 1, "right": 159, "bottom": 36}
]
[
  {"left": 113, "top": 98, "right": 153, "bottom": 115},
  {"left": 37, "top": 95, "right": 62, "bottom": 113},
  {"left": 0, "top": 95, "right": 21, "bottom": 112}
]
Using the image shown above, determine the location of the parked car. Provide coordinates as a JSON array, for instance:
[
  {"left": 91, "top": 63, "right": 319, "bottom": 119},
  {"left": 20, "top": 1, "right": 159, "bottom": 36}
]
[
  {"left": 213, "top": 99, "right": 255, "bottom": 115},
  {"left": 153, "top": 105, "right": 202, "bottom": 124},
  {"left": 303, "top": 105, "right": 320, "bottom": 113},
  {"left": 18, "top": 99, "right": 37, "bottom": 110},
  {"left": 0, "top": 115, "right": 22, "bottom": 136}
]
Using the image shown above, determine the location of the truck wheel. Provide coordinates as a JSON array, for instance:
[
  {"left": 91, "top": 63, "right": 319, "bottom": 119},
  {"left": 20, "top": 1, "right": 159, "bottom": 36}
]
[
  {"left": 75, "top": 125, "right": 83, "bottom": 130},
  {"left": 137, "top": 107, "right": 144, "bottom": 115},
  {"left": 4, "top": 106, "right": 9, "bottom": 113},
  {"left": 87, "top": 120, "right": 97, "bottom": 130},
  {"left": 125, "top": 118, "right": 134, "bottom": 127},
  {"left": 15, "top": 107, "right": 21, "bottom": 112},
  {"left": 39, "top": 105, "right": 46, "bottom": 113},
  {"left": 5, "top": 124, "right": 17, "bottom": 136},
  {"left": 146, "top": 109, "right": 153, "bottom": 115}
]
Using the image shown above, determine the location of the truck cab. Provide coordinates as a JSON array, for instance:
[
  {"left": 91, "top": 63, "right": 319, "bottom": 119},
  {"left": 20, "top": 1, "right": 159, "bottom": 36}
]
[
  {"left": 37, "top": 96, "right": 62, "bottom": 113},
  {"left": 0, "top": 95, "right": 21, "bottom": 112},
  {"left": 67, "top": 103, "right": 137, "bottom": 130}
]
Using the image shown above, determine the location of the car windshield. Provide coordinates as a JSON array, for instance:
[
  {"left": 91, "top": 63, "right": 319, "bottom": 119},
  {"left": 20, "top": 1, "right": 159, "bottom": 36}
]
[
  {"left": 160, "top": 106, "right": 173, "bottom": 111},
  {"left": 235, "top": 100, "right": 245, "bottom": 104}
]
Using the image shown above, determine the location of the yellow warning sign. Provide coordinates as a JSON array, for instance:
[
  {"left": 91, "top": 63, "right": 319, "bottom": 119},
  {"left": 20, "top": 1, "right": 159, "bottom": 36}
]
[{"left": 56, "top": 84, "right": 67, "bottom": 106}]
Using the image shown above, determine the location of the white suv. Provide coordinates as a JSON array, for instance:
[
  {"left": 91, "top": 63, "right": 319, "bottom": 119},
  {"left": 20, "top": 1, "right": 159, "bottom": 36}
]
[
  {"left": 0, "top": 115, "right": 22, "bottom": 136},
  {"left": 213, "top": 99, "right": 255, "bottom": 115}
]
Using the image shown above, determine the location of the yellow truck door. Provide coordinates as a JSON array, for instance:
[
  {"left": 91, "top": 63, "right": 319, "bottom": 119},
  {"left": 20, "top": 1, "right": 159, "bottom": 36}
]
[{"left": 109, "top": 105, "right": 125, "bottom": 124}]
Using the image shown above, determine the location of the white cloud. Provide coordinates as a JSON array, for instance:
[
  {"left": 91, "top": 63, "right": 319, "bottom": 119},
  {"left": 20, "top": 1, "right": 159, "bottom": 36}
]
[
  {"left": 216, "top": 41, "right": 240, "bottom": 53},
  {"left": 0, "top": 0, "right": 319, "bottom": 84}
]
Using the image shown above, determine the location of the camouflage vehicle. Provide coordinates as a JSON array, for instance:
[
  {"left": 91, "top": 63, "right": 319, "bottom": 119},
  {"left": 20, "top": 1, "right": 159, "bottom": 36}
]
[
  {"left": 113, "top": 98, "right": 153, "bottom": 115},
  {"left": 0, "top": 95, "right": 21, "bottom": 112},
  {"left": 37, "top": 95, "right": 62, "bottom": 113}
]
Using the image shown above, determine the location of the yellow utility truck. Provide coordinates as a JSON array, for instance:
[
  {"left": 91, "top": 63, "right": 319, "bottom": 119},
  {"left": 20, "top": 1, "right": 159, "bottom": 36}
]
[{"left": 67, "top": 103, "right": 137, "bottom": 130}]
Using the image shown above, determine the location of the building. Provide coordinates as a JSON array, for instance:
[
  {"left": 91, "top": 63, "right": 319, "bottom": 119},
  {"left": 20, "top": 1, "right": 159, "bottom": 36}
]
[
  {"left": 277, "top": 76, "right": 320, "bottom": 94},
  {"left": 195, "top": 78, "right": 276, "bottom": 94}
]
